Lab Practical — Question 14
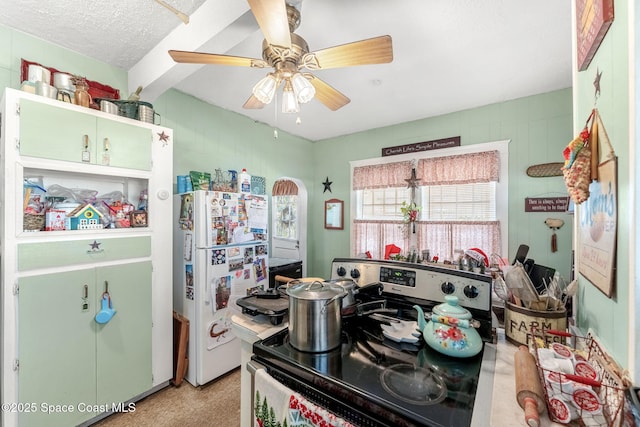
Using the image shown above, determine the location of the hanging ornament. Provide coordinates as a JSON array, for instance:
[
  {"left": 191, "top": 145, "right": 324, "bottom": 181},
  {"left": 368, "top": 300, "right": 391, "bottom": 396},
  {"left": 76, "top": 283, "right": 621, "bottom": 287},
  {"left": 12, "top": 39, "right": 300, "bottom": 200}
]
[
  {"left": 405, "top": 167, "right": 421, "bottom": 189},
  {"left": 322, "top": 177, "right": 333, "bottom": 193},
  {"left": 544, "top": 218, "right": 564, "bottom": 253},
  {"left": 593, "top": 68, "right": 602, "bottom": 100}
]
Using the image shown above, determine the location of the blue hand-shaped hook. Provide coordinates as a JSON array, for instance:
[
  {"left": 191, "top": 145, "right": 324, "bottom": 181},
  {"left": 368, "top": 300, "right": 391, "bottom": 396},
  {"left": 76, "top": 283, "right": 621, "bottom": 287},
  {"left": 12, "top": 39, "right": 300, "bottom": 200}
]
[{"left": 95, "top": 292, "right": 116, "bottom": 324}]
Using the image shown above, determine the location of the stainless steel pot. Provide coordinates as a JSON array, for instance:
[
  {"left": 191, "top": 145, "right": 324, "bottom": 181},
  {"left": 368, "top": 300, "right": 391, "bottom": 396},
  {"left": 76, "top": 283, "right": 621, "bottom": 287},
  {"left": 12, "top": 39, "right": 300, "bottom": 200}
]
[
  {"left": 100, "top": 100, "right": 118, "bottom": 115},
  {"left": 285, "top": 280, "right": 347, "bottom": 352},
  {"left": 35, "top": 81, "right": 58, "bottom": 99},
  {"left": 53, "top": 72, "right": 75, "bottom": 92},
  {"left": 332, "top": 279, "right": 384, "bottom": 308}
]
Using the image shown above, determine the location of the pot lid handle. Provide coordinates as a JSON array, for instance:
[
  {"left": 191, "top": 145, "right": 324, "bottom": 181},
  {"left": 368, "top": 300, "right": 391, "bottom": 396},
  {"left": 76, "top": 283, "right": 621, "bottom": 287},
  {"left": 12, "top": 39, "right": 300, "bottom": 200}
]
[{"left": 432, "top": 295, "right": 472, "bottom": 319}]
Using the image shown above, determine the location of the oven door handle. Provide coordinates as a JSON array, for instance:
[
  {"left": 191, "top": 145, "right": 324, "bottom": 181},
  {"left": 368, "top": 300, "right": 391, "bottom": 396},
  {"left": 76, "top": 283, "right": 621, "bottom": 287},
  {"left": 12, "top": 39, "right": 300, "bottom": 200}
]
[
  {"left": 247, "top": 360, "right": 266, "bottom": 424},
  {"left": 247, "top": 360, "right": 265, "bottom": 376}
]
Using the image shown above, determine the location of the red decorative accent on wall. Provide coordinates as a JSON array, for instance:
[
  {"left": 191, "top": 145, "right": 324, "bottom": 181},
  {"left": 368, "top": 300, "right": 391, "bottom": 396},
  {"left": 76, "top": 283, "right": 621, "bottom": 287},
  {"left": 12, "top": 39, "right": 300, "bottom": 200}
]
[{"left": 20, "top": 59, "right": 120, "bottom": 106}]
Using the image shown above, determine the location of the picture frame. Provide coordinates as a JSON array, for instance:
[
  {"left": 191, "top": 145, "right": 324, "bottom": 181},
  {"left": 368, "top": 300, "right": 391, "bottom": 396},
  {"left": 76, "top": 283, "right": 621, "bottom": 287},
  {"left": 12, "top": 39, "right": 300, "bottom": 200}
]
[
  {"left": 576, "top": 0, "right": 614, "bottom": 71},
  {"left": 324, "top": 199, "right": 344, "bottom": 230},
  {"left": 578, "top": 157, "right": 617, "bottom": 297},
  {"left": 130, "top": 210, "right": 148, "bottom": 227}
]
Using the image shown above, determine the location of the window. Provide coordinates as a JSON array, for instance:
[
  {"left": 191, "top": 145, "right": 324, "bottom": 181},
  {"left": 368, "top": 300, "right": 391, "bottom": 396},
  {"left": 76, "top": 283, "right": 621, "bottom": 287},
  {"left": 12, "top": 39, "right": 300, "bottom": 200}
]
[
  {"left": 357, "top": 187, "right": 409, "bottom": 220},
  {"left": 421, "top": 182, "right": 496, "bottom": 221},
  {"left": 351, "top": 141, "right": 508, "bottom": 262},
  {"left": 274, "top": 195, "right": 297, "bottom": 239}
]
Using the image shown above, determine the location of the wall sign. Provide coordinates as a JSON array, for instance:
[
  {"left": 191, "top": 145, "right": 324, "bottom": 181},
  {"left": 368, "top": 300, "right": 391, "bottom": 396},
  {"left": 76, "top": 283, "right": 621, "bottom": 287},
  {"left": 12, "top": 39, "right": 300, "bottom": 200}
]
[
  {"left": 576, "top": 0, "right": 614, "bottom": 71},
  {"left": 524, "top": 197, "right": 570, "bottom": 213},
  {"left": 579, "top": 157, "right": 617, "bottom": 297},
  {"left": 382, "top": 136, "right": 460, "bottom": 157}
]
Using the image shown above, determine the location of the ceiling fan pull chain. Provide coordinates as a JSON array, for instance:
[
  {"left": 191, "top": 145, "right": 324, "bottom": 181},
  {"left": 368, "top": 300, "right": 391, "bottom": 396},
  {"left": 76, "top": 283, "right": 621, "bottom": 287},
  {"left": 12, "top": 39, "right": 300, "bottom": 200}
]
[{"left": 273, "top": 91, "right": 279, "bottom": 139}]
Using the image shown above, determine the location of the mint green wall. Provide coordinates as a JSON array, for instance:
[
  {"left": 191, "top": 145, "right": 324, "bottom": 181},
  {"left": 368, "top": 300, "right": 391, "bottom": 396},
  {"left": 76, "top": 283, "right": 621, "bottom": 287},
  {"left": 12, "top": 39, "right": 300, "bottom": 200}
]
[
  {"left": 1, "top": 25, "right": 581, "bottom": 332},
  {"left": 572, "top": 2, "right": 630, "bottom": 367},
  {"left": 150, "top": 90, "right": 315, "bottom": 195},
  {"left": 310, "top": 90, "right": 574, "bottom": 280},
  {"left": 0, "top": 26, "right": 128, "bottom": 97}
]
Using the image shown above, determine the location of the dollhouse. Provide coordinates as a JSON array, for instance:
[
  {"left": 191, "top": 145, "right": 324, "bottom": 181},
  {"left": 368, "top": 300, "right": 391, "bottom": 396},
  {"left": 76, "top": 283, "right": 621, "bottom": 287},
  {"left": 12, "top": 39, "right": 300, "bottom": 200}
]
[{"left": 67, "top": 204, "right": 104, "bottom": 230}]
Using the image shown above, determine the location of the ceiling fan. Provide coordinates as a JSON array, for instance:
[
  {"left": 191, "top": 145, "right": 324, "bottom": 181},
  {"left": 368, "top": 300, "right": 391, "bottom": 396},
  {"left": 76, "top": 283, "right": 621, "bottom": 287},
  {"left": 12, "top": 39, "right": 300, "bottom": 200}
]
[{"left": 168, "top": 0, "right": 393, "bottom": 113}]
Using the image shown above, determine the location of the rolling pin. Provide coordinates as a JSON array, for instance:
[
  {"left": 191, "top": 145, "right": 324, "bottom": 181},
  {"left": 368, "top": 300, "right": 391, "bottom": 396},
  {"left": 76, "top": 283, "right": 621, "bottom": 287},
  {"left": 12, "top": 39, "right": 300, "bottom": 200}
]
[
  {"left": 274, "top": 275, "right": 325, "bottom": 285},
  {"left": 274, "top": 275, "right": 296, "bottom": 284},
  {"left": 514, "top": 345, "right": 545, "bottom": 427}
]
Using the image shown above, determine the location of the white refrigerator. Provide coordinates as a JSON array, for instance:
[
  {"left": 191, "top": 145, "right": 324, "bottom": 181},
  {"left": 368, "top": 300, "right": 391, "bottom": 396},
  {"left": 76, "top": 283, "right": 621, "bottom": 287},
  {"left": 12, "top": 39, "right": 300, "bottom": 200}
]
[{"left": 173, "top": 190, "right": 269, "bottom": 386}]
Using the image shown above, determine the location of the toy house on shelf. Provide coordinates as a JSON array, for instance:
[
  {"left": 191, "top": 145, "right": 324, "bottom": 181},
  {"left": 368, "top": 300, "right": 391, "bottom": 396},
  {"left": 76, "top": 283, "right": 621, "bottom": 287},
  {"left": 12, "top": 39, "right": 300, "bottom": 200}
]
[{"left": 67, "top": 204, "right": 104, "bottom": 230}]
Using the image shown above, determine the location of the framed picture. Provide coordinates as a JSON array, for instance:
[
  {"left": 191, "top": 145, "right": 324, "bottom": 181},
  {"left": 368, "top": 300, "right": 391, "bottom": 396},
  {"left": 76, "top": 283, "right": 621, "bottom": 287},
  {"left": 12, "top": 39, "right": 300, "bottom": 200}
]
[
  {"left": 324, "top": 199, "right": 344, "bottom": 230},
  {"left": 576, "top": 0, "right": 614, "bottom": 71},
  {"left": 130, "top": 210, "right": 148, "bottom": 227},
  {"left": 578, "top": 157, "right": 617, "bottom": 297}
]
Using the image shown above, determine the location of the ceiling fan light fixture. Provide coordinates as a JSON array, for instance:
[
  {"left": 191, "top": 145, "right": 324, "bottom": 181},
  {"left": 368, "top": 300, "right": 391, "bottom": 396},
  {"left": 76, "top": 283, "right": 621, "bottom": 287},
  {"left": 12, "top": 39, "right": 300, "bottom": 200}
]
[
  {"left": 252, "top": 74, "right": 278, "bottom": 104},
  {"left": 281, "top": 79, "right": 299, "bottom": 113},
  {"left": 291, "top": 73, "right": 315, "bottom": 104}
]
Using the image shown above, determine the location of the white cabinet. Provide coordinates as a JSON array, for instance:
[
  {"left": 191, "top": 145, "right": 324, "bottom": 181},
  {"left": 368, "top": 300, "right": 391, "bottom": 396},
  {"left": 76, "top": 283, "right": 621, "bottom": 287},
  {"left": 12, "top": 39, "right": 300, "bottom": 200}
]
[{"left": 0, "top": 89, "right": 174, "bottom": 426}]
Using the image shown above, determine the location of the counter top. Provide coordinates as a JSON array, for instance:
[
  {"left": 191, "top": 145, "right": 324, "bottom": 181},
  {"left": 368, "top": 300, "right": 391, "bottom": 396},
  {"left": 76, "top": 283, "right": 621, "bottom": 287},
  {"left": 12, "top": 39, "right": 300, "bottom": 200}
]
[
  {"left": 491, "top": 328, "right": 563, "bottom": 427},
  {"left": 231, "top": 313, "right": 288, "bottom": 342}
]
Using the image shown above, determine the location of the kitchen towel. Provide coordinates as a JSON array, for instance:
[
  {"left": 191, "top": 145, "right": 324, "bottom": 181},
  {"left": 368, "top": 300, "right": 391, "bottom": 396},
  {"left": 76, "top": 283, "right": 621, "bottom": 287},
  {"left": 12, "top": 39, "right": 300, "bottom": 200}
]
[{"left": 254, "top": 369, "right": 355, "bottom": 427}]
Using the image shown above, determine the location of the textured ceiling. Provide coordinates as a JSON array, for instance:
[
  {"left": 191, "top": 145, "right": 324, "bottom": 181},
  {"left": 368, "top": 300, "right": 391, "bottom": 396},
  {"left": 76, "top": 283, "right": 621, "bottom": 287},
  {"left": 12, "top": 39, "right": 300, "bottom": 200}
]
[{"left": 0, "top": 0, "right": 573, "bottom": 141}]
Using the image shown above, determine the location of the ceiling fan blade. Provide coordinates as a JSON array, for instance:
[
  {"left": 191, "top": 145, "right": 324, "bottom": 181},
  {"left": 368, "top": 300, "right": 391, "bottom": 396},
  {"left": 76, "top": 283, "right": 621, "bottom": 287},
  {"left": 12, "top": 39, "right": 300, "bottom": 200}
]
[
  {"left": 308, "top": 76, "right": 350, "bottom": 111},
  {"left": 302, "top": 35, "right": 393, "bottom": 70},
  {"left": 243, "top": 94, "right": 265, "bottom": 109},
  {"left": 169, "top": 50, "right": 268, "bottom": 68},
  {"left": 247, "top": 0, "right": 291, "bottom": 48}
]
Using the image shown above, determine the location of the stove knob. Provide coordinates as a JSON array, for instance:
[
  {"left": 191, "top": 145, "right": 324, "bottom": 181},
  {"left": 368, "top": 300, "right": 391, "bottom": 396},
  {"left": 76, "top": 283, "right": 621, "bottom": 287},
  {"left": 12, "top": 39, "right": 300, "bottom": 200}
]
[
  {"left": 350, "top": 268, "right": 361, "bottom": 279},
  {"left": 441, "top": 281, "right": 455, "bottom": 295},
  {"left": 336, "top": 266, "right": 347, "bottom": 277},
  {"left": 464, "top": 285, "right": 479, "bottom": 299}
]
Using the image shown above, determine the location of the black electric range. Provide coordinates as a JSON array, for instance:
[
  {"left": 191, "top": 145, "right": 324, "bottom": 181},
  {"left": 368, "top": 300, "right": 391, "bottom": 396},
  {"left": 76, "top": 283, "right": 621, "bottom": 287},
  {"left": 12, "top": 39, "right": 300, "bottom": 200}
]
[{"left": 251, "top": 259, "right": 497, "bottom": 427}]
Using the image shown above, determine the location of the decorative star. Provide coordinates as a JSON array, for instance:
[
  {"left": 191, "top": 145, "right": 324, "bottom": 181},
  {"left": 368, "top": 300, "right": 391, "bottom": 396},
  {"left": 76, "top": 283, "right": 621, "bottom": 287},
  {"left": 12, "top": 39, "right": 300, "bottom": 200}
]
[
  {"left": 157, "top": 131, "right": 170, "bottom": 146},
  {"left": 405, "top": 168, "right": 421, "bottom": 189},
  {"left": 89, "top": 240, "right": 101, "bottom": 250},
  {"left": 593, "top": 68, "right": 602, "bottom": 99},
  {"left": 322, "top": 177, "right": 333, "bottom": 193}
]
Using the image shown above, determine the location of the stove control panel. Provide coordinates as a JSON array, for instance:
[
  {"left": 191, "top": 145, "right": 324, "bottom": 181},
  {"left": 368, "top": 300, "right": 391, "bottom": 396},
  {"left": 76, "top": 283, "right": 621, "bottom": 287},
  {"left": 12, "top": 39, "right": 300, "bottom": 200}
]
[
  {"left": 379, "top": 266, "right": 416, "bottom": 287},
  {"left": 330, "top": 258, "right": 492, "bottom": 312}
]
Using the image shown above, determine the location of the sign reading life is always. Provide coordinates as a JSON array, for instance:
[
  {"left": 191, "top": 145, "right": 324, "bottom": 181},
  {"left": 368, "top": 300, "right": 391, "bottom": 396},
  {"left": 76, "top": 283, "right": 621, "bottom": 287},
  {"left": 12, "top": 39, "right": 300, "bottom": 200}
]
[{"left": 524, "top": 197, "right": 570, "bottom": 213}]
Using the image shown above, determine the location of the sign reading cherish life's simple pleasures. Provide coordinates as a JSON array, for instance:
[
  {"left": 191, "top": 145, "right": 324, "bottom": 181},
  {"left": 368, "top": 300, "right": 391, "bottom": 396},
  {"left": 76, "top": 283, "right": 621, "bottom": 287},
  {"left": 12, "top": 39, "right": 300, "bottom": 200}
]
[
  {"left": 524, "top": 197, "right": 570, "bottom": 213},
  {"left": 382, "top": 136, "right": 461, "bottom": 157}
]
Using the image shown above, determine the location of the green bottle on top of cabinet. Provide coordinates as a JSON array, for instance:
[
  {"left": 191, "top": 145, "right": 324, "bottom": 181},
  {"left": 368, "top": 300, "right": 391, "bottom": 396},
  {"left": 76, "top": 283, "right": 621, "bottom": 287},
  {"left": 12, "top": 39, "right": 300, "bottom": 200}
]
[
  {"left": 19, "top": 99, "right": 152, "bottom": 171},
  {"left": 17, "top": 261, "right": 152, "bottom": 427}
]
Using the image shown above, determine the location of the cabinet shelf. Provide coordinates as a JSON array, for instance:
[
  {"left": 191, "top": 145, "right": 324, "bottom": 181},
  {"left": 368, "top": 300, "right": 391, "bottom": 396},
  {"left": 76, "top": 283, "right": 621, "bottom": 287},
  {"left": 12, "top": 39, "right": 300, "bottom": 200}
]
[{"left": 20, "top": 156, "right": 152, "bottom": 179}]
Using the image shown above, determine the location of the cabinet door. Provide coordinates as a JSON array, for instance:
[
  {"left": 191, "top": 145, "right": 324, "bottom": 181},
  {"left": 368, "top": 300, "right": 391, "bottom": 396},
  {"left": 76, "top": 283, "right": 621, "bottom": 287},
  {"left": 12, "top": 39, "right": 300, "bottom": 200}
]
[
  {"left": 96, "top": 261, "right": 152, "bottom": 405},
  {"left": 19, "top": 99, "right": 96, "bottom": 163},
  {"left": 96, "top": 118, "right": 152, "bottom": 170},
  {"left": 18, "top": 269, "right": 97, "bottom": 427}
]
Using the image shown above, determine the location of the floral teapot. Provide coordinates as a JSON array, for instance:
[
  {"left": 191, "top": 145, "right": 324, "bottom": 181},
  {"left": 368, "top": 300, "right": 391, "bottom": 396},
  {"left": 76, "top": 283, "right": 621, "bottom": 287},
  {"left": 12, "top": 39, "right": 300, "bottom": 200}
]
[{"left": 414, "top": 295, "right": 483, "bottom": 358}]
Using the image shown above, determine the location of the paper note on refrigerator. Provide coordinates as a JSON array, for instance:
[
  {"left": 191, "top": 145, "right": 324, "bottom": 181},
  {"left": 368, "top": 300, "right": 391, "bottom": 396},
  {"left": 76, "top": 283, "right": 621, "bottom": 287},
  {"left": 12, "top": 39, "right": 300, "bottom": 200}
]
[{"left": 247, "top": 195, "right": 268, "bottom": 233}]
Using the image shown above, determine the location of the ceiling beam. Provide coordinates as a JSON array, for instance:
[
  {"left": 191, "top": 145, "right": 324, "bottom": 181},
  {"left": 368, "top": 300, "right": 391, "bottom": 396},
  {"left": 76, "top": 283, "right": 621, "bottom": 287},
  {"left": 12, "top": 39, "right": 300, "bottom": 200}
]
[{"left": 128, "top": 0, "right": 258, "bottom": 101}]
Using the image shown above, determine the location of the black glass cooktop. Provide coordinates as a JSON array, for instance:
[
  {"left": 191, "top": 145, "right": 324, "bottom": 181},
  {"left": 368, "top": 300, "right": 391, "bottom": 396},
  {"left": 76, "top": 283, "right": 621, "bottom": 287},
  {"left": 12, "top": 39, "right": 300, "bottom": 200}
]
[{"left": 252, "top": 315, "right": 484, "bottom": 427}]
